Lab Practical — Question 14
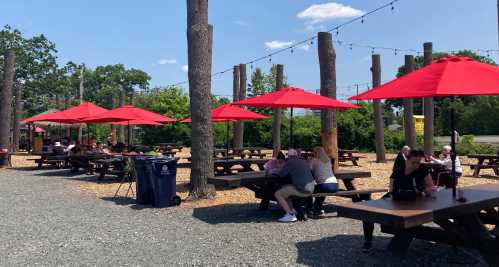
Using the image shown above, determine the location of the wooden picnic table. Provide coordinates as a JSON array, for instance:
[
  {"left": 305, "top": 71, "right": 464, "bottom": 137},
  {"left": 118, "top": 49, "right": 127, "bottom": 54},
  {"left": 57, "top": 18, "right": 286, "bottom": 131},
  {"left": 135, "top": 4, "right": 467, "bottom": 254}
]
[
  {"left": 332, "top": 184, "right": 499, "bottom": 266},
  {"left": 302, "top": 148, "right": 363, "bottom": 166},
  {"left": 29, "top": 152, "right": 68, "bottom": 169},
  {"left": 468, "top": 154, "right": 499, "bottom": 177},
  {"left": 177, "top": 158, "right": 268, "bottom": 176},
  {"left": 94, "top": 156, "right": 127, "bottom": 179},
  {"left": 208, "top": 169, "right": 374, "bottom": 210}
]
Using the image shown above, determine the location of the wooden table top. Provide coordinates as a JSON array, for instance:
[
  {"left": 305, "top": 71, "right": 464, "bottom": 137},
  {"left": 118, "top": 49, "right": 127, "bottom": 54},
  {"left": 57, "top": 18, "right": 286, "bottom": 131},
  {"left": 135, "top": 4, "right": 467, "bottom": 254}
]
[
  {"left": 467, "top": 154, "right": 499, "bottom": 159},
  {"left": 333, "top": 183, "right": 499, "bottom": 229},
  {"left": 207, "top": 169, "right": 372, "bottom": 187}
]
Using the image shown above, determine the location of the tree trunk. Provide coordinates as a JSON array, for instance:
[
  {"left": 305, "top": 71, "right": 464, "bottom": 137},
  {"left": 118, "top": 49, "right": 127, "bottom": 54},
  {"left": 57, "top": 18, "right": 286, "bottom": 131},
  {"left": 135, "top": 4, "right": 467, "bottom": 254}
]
[
  {"left": 232, "top": 65, "right": 240, "bottom": 149},
  {"left": 65, "top": 96, "right": 71, "bottom": 138},
  {"left": 110, "top": 95, "right": 117, "bottom": 145},
  {"left": 78, "top": 66, "right": 84, "bottom": 143},
  {"left": 317, "top": 32, "right": 338, "bottom": 171},
  {"left": 119, "top": 89, "right": 126, "bottom": 144},
  {"left": 403, "top": 55, "right": 416, "bottom": 148},
  {"left": 272, "top": 64, "right": 284, "bottom": 157},
  {"left": 12, "top": 82, "right": 23, "bottom": 152},
  {"left": 423, "top": 42, "right": 434, "bottom": 155},
  {"left": 372, "top": 54, "right": 386, "bottom": 163},
  {"left": 187, "top": 0, "right": 215, "bottom": 199},
  {"left": 234, "top": 64, "right": 246, "bottom": 149},
  {"left": 0, "top": 49, "right": 15, "bottom": 158}
]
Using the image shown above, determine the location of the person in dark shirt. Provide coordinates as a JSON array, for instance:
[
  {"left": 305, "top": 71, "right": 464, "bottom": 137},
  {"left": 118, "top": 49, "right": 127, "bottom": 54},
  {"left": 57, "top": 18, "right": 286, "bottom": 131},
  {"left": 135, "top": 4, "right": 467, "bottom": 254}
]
[
  {"left": 391, "top": 150, "right": 434, "bottom": 200},
  {"left": 274, "top": 149, "right": 315, "bottom": 223},
  {"left": 389, "top": 145, "right": 410, "bottom": 191}
]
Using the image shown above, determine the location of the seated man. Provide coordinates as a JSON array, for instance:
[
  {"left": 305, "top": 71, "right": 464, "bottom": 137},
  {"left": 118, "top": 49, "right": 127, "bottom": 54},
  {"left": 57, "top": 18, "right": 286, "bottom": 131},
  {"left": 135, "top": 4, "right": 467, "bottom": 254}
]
[
  {"left": 430, "top": 145, "right": 462, "bottom": 188},
  {"left": 274, "top": 149, "right": 315, "bottom": 223}
]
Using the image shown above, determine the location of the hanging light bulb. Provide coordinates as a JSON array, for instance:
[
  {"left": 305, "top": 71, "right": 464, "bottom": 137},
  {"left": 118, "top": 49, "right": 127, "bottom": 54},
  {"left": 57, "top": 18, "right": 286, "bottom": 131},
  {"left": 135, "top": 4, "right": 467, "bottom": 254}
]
[
  {"left": 349, "top": 44, "right": 353, "bottom": 50},
  {"left": 394, "top": 49, "right": 398, "bottom": 56},
  {"left": 361, "top": 16, "right": 365, "bottom": 23}
]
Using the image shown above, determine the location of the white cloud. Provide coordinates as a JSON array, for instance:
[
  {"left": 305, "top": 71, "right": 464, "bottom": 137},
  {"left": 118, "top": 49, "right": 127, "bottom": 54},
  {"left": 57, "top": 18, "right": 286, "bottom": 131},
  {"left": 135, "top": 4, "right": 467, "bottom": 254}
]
[
  {"left": 181, "top": 65, "right": 189, "bottom": 72},
  {"left": 233, "top": 20, "right": 249, "bottom": 26},
  {"left": 265, "top": 40, "right": 293, "bottom": 50},
  {"left": 298, "top": 44, "right": 311, "bottom": 51},
  {"left": 297, "top": 2, "right": 365, "bottom": 25},
  {"left": 158, "top": 58, "right": 177, "bottom": 65}
]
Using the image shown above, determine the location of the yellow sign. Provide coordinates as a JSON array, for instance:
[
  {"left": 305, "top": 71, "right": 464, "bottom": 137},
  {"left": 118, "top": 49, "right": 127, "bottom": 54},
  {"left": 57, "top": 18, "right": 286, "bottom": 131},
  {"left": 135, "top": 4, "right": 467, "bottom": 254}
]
[{"left": 413, "top": 115, "right": 424, "bottom": 136}]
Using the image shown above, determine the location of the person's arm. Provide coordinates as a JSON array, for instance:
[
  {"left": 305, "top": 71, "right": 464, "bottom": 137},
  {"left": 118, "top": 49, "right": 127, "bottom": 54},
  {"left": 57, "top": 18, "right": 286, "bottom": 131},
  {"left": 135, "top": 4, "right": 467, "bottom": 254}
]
[
  {"left": 431, "top": 157, "right": 445, "bottom": 165},
  {"left": 278, "top": 163, "right": 290, "bottom": 178}
]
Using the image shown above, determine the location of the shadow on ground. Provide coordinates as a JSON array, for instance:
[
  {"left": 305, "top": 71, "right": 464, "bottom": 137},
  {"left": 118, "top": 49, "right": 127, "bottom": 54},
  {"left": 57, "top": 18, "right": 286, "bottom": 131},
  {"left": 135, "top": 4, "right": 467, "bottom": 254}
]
[
  {"left": 295, "top": 235, "right": 485, "bottom": 267},
  {"left": 192, "top": 203, "right": 281, "bottom": 224}
]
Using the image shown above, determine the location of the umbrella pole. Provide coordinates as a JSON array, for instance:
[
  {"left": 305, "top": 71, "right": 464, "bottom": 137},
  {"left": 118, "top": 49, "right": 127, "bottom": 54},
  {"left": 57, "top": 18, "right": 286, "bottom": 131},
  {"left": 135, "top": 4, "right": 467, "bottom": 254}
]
[
  {"left": 226, "top": 121, "right": 230, "bottom": 162},
  {"left": 127, "top": 121, "right": 131, "bottom": 148},
  {"left": 450, "top": 96, "right": 457, "bottom": 198},
  {"left": 289, "top": 107, "right": 294, "bottom": 148}
]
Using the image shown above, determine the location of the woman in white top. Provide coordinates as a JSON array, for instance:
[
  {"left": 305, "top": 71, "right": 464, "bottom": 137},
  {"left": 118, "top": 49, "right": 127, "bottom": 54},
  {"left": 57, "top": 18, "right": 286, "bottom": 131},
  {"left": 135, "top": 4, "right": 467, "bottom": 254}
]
[
  {"left": 431, "top": 145, "right": 462, "bottom": 187},
  {"left": 307, "top": 146, "right": 338, "bottom": 216}
]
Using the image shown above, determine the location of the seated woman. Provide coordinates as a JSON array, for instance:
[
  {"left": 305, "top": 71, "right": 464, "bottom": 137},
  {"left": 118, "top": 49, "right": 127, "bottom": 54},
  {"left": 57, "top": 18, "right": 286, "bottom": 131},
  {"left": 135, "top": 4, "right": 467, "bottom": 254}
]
[
  {"left": 391, "top": 150, "right": 435, "bottom": 200},
  {"left": 274, "top": 149, "right": 315, "bottom": 223},
  {"left": 264, "top": 151, "right": 286, "bottom": 176},
  {"left": 430, "top": 145, "right": 462, "bottom": 188},
  {"left": 307, "top": 147, "right": 338, "bottom": 217}
]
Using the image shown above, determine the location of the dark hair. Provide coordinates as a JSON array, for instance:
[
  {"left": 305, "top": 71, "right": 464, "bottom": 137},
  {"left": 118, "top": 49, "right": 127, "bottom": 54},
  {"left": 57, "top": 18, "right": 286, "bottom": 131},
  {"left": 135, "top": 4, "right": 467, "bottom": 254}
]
[
  {"left": 407, "top": 150, "right": 425, "bottom": 159},
  {"left": 277, "top": 151, "right": 286, "bottom": 160}
]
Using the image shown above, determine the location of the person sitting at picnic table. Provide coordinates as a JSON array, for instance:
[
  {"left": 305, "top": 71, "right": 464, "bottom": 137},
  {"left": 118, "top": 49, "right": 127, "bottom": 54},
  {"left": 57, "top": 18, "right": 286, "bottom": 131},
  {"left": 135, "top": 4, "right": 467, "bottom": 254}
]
[
  {"left": 389, "top": 145, "right": 411, "bottom": 192},
  {"left": 274, "top": 149, "right": 316, "bottom": 223},
  {"left": 264, "top": 151, "right": 286, "bottom": 176},
  {"left": 306, "top": 146, "right": 338, "bottom": 217},
  {"left": 430, "top": 145, "right": 463, "bottom": 188},
  {"left": 391, "top": 150, "right": 435, "bottom": 200}
]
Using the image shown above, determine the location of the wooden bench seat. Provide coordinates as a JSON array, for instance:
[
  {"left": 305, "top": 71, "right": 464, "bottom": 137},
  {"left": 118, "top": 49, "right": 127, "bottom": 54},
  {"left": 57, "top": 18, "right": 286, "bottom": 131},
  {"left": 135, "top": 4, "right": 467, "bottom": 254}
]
[
  {"left": 470, "top": 164, "right": 499, "bottom": 177},
  {"left": 311, "top": 188, "right": 387, "bottom": 198}
]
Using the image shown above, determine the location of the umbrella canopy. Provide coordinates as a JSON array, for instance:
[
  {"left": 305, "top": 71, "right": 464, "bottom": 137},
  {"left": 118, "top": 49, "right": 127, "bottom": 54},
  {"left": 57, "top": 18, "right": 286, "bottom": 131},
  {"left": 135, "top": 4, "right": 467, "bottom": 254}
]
[
  {"left": 82, "top": 105, "right": 176, "bottom": 123},
  {"left": 234, "top": 87, "right": 359, "bottom": 109},
  {"left": 111, "top": 119, "right": 162, "bottom": 126},
  {"left": 23, "top": 110, "right": 78, "bottom": 124},
  {"left": 349, "top": 56, "right": 499, "bottom": 199},
  {"left": 350, "top": 56, "right": 499, "bottom": 100},
  {"left": 181, "top": 104, "right": 268, "bottom": 123},
  {"left": 57, "top": 102, "right": 109, "bottom": 121}
]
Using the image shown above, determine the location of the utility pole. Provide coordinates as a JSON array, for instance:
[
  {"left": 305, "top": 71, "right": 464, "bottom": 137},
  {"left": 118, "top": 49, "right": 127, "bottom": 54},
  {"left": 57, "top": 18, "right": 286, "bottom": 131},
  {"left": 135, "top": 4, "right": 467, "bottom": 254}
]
[{"left": 372, "top": 54, "right": 386, "bottom": 163}]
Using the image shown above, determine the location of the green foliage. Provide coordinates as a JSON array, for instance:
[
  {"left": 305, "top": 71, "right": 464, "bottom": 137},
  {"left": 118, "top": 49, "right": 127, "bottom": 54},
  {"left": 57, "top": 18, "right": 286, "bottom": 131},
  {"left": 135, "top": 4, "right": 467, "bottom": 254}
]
[{"left": 457, "top": 135, "right": 496, "bottom": 155}]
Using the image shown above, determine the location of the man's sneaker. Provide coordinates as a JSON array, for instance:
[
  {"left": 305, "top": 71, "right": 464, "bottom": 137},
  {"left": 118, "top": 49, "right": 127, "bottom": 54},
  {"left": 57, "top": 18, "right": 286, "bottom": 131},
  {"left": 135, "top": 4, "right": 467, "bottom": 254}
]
[{"left": 278, "top": 213, "right": 298, "bottom": 223}]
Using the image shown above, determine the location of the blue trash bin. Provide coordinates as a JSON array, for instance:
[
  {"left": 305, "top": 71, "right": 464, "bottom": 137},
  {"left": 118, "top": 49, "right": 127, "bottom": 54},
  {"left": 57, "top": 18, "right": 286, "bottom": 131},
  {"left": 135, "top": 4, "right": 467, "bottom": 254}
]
[
  {"left": 146, "top": 158, "right": 180, "bottom": 208},
  {"left": 132, "top": 156, "right": 156, "bottom": 205}
]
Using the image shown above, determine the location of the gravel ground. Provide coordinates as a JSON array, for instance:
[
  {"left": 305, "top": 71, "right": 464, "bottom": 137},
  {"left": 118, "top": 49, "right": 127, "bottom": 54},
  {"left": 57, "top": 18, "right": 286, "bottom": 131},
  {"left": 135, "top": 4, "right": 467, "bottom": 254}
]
[{"left": 0, "top": 168, "right": 487, "bottom": 266}]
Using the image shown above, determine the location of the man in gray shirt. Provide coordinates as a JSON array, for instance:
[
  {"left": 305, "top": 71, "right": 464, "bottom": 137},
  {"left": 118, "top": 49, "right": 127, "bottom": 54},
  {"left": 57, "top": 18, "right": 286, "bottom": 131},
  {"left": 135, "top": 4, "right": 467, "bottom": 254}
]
[{"left": 274, "top": 149, "right": 315, "bottom": 223}]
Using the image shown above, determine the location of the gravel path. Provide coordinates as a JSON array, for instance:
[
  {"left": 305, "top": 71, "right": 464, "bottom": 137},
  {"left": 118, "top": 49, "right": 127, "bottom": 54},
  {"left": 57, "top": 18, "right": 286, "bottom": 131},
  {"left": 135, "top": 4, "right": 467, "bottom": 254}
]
[{"left": 0, "top": 168, "right": 486, "bottom": 266}]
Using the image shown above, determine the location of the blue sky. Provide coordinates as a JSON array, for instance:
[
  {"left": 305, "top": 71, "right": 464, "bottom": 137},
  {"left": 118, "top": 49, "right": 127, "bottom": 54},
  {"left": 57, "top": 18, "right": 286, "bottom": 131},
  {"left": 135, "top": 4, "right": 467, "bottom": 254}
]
[{"left": 2, "top": 0, "right": 498, "bottom": 100}]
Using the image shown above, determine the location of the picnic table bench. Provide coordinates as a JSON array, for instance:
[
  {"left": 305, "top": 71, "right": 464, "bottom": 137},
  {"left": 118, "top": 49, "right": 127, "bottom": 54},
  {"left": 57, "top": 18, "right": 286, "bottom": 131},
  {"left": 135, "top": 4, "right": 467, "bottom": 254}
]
[
  {"left": 94, "top": 157, "right": 127, "bottom": 179},
  {"left": 332, "top": 184, "right": 499, "bottom": 266},
  {"left": 468, "top": 154, "right": 499, "bottom": 177},
  {"left": 29, "top": 153, "right": 68, "bottom": 169},
  {"left": 177, "top": 158, "right": 268, "bottom": 176},
  {"left": 302, "top": 148, "right": 364, "bottom": 166},
  {"left": 207, "top": 169, "right": 382, "bottom": 210}
]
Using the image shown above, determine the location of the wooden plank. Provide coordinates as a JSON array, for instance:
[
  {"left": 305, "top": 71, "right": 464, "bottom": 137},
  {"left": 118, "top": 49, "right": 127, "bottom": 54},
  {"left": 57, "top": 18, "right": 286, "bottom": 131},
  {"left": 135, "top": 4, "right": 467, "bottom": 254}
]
[{"left": 312, "top": 188, "right": 386, "bottom": 197}]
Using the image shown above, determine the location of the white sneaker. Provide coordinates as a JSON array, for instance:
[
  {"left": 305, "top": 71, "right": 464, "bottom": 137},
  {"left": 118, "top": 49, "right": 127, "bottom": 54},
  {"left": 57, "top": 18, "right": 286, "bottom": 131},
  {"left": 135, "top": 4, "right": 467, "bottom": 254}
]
[{"left": 278, "top": 213, "right": 297, "bottom": 223}]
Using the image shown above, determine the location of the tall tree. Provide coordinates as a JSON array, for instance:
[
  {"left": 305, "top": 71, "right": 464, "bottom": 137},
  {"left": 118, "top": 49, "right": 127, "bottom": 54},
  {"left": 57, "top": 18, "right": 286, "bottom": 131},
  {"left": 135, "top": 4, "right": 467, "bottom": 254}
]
[
  {"left": 0, "top": 49, "right": 15, "bottom": 157},
  {"left": 232, "top": 65, "right": 240, "bottom": 148},
  {"left": 317, "top": 32, "right": 338, "bottom": 171},
  {"left": 423, "top": 42, "right": 434, "bottom": 155},
  {"left": 272, "top": 64, "right": 284, "bottom": 156},
  {"left": 403, "top": 55, "right": 416, "bottom": 148},
  {"left": 12, "top": 81, "right": 23, "bottom": 152},
  {"left": 233, "top": 64, "right": 246, "bottom": 149},
  {"left": 371, "top": 54, "right": 386, "bottom": 162},
  {"left": 187, "top": 0, "right": 215, "bottom": 199}
]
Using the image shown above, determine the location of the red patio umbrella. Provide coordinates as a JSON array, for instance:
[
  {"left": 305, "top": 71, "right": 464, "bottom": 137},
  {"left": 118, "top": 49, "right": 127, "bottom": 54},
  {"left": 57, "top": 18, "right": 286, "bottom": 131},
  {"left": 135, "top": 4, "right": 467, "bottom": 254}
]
[
  {"left": 56, "top": 102, "right": 109, "bottom": 121},
  {"left": 82, "top": 105, "right": 176, "bottom": 123},
  {"left": 233, "top": 87, "right": 359, "bottom": 147},
  {"left": 350, "top": 56, "right": 499, "bottom": 198},
  {"left": 111, "top": 119, "right": 162, "bottom": 126},
  {"left": 182, "top": 104, "right": 268, "bottom": 160},
  {"left": 23, "top": 110, "right": 77, "bottom": 124}
]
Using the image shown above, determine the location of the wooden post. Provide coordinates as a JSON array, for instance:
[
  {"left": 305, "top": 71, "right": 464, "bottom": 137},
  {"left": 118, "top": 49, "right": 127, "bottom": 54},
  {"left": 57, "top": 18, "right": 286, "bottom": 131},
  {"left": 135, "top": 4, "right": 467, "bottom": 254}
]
[
  {"left": 272, "top": 64, "right": 284, "bottom": 157},
  {"left": 187, "top": 0, "right": 215, "bottom": 199},
  {"left": 128, "top": 92, "right": 134, "bottom": 145},
  {"left": 110, "top": 96, "right": 117, "bottom": 145},
  {"left": 12, "top": 82, "right": 23, "bottom": 152},
  {"left": 317, "top": 32, "right": 338, "bottom": 171},
  {"left": 423, "top": 42, "right": 434, "bottom": 155},
  {"left": 403, "top": 55, "right": 416, "bottom": 148},
  {"left": 65, "top": 96, "right": 71, "bottom": 138},
  {"left": 119, "top": 88, "right": 126, "bottom": 144},
  {"left": 0, "top": 49, "right": 15, "bottom": 157},
  {"left": 234, "top": 64, "right": 246, "bottom": 149},
  {"left": 372, "top": 54, "right": 386, "bottom": 163},
  {"left": 78, "top": 65, "right": 84, "bottom": 143},
  {"left": 232, "top": 65, "right": 240, "bottom": 150}
]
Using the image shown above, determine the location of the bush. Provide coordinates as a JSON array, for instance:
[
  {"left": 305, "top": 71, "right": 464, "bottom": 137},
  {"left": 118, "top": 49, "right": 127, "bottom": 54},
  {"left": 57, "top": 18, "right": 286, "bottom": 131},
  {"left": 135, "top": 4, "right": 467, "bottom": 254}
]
[{"left": 456, "top": 135, "right": 496, "bottom": 155}]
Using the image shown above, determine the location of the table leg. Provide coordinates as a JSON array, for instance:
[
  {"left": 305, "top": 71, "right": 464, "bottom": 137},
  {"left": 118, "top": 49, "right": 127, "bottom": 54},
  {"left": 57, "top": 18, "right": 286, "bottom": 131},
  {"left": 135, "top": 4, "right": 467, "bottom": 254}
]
[
  {"left": 387, "top": 232, "right": 413, "bottom": 255},
  {"left": 259, "top": 198, "right": 270, "bottom": 211}
]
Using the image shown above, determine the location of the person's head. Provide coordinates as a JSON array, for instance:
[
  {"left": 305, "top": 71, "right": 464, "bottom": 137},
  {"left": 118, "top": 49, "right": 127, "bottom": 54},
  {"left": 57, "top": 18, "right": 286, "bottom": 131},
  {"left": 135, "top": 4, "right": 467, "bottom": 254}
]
[
  {"left": 442, "top": 145, "right": 452, "bottom": 156},
  {"left": 287, "top": 149, "right": 298, "bottom": 159},
  {"left": 313, "top": 146, "right": 330, "bottom": 163},
  {"left": 401, "top": 145, "right": 410, "bottom": 156},
  {"left": 276, "top": 151, "right": 286, "bottom": 161},
  {"left": 406, "top": 150, "right": 425, "bottom": 167}
]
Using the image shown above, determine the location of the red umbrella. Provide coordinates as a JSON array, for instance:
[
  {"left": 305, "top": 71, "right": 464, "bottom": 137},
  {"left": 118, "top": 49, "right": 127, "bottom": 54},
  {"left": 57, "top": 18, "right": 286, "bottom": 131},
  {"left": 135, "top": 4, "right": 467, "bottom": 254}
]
[
  {"left": 112, "top": 119, "right": 162, "bottom": 126},
  {"left": 57, "top": 102, "right": 109, "bottom": 121},
  {"left": 234, "top": 87, "right": 359, "bottom": 146},
  {"left": 350, "top": 56, "right": 499, "bottom": 198},
  {"left": 23, "top": 110, "right": 77, "bottom": 124},
  {"left": 82, "top": 105, "right": 176, "bottom": 123},
  {"left": 182, "top": 104, "right": 268, "bottom": 160}
]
